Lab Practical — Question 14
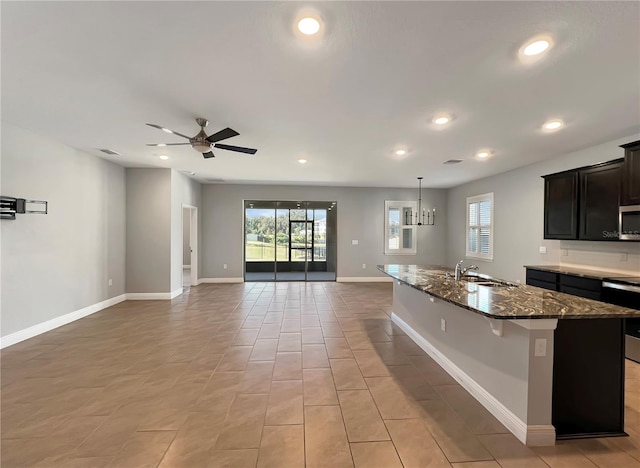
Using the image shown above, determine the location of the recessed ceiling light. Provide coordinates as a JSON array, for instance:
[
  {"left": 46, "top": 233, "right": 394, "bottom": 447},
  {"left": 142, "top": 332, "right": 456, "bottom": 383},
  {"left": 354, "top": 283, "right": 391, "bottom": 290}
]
[
  {"left": 523, "top": 38, "right": 551, "bottom": 56},
  {"left": 542, "top": 119, "right": 564, "bottom": 131},
  {"left": 394, "top": 149, "right": 407, "bottom": 156},
  {"left": 298, "top": 158, "right": 308, "bottom": 164},
  {"left": 433, "top": 114, "right": 451, "bottom": 125},
  {"left": 298, "top": 17, "right": 320, "bottom": 35},
  {"left": 159, "top": 155, "right": 169, "bottom": 160},
  {"left": 476, "top": 150, "right": 491, "bottom": 159}
]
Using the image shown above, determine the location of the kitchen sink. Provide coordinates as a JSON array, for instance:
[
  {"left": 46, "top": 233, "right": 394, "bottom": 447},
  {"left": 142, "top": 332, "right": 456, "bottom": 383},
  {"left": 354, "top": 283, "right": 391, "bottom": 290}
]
[{"left": 461, "top": 276, "right": 516, "bottom": 287}]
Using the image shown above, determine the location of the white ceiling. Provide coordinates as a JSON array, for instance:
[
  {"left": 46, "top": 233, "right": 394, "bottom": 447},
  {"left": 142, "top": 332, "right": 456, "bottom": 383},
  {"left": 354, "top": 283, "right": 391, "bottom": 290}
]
[{"left": 2, "top": 1, "right": 639, "bottom": 188}]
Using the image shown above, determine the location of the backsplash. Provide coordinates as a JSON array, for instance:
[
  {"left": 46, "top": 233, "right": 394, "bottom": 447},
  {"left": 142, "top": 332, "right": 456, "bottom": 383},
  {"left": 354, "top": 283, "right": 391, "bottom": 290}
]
[{"left": 558, "top": 240, "right": 640, "bottom": 274}]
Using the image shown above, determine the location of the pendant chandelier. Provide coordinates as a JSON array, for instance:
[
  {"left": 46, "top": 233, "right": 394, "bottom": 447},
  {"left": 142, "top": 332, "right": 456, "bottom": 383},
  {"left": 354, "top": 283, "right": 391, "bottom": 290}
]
[{"left": 405, "top": 177, "right": 435, "bottom": 226}]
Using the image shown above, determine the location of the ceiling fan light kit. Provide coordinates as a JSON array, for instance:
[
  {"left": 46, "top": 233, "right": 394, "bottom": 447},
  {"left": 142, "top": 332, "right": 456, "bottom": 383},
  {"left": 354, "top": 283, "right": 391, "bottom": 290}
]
[{"left": 146, "top": 118, "right": 257, "bottom": 159}]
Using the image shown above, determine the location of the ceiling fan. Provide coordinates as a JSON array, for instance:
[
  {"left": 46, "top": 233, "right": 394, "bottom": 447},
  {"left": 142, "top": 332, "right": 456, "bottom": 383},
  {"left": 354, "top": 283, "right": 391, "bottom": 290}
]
[{"left": 146, "top": 118, "right": 257, "bottom": 159}]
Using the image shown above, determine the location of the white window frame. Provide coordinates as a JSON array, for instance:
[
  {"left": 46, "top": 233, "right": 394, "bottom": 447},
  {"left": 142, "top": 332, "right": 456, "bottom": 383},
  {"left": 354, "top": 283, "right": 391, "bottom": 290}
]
[
  {"left": 384, "top": 200, "right": 417, "bottom": 255},
  {"left": 466, "top": 192, "right": 494, "bottom": 261}
]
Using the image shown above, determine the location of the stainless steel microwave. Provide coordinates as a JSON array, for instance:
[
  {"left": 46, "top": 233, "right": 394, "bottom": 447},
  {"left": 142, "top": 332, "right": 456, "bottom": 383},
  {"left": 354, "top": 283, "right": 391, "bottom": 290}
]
[{"left": 619, "top": 205, "right": 640, "bottom": 240}]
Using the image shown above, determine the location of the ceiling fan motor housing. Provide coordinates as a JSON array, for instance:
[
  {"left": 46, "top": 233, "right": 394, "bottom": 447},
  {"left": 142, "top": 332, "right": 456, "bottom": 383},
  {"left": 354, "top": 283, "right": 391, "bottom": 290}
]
[{"left": 191, "top": 126, "right": 213, "bottom": 153}]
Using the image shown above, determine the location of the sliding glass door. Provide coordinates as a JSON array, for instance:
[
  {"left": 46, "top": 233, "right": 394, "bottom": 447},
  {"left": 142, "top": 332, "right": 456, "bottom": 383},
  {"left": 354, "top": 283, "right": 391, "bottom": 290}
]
[{"left": 244, "top": 200, "right": 336, "bottom": 281}]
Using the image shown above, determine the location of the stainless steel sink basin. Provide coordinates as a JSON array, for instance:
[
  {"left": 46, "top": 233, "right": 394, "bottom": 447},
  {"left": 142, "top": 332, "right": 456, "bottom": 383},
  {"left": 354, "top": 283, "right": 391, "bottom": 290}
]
[{"left": 461, "top": 276, "right": 516, "bottom": 287}]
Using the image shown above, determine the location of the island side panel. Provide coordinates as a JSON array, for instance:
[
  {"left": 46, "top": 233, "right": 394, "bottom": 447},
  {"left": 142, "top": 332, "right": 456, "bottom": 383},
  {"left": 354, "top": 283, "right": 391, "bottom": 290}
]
[{"left": 392, "top": 281, "right": 556, "bottom": 446}]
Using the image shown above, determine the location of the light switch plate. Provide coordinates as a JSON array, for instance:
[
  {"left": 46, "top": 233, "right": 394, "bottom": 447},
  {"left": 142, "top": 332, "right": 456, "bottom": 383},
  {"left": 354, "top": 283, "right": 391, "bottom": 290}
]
[
  {"left": 534, "top": 338, "right": 547, "bottom": 357},
  {"left": 352, "top": 240, "right": 359, "bottom": 245},
  {"left": 539, "top": 246, "right": 547, "bottom": 254}
]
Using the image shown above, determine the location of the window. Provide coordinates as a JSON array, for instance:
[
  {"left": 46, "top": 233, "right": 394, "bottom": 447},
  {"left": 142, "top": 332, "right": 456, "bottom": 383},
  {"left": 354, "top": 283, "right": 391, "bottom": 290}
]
[
  {"left": 466, "top": 193, "right": 493, "bottom": 260},
  {"left": 384, "top": 201, "right": 417, "bottom": 255}
]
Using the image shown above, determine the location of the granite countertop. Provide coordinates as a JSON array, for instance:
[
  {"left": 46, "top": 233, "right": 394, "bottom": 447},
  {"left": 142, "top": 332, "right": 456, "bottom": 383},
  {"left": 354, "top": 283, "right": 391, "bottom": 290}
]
[
  {"left": 524, "top": 265, "right": 637, "bottom": 281},
  {"left": 378, "top": 264, "right": 640, "bottom": 320}
]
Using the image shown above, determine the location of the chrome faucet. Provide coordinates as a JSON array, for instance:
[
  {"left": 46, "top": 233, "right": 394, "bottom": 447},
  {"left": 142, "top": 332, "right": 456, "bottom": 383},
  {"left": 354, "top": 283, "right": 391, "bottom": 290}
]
[{"left": 454, "top": 260, "right": 479, "bottom": 280}]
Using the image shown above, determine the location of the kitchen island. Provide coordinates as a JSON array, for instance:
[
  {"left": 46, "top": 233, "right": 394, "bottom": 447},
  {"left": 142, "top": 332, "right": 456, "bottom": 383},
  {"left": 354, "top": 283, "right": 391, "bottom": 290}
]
[{"left": 378, "top": 264, "right": 640, "bottom": 446}]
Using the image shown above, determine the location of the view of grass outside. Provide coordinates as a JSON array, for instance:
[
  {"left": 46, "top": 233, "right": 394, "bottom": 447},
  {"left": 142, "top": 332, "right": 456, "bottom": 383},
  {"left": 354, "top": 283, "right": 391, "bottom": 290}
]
[{"left": 245, "top": 208, "right": 327, "bottom": 262}]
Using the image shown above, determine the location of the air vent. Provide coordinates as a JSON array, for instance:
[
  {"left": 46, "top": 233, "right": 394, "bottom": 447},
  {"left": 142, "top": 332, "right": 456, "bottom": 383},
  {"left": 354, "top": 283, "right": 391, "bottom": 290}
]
[
  {"left": 443, "top": 159, "right": 463, "bottom": 165},
  {"left": 206, "top": 178, "right": 225, "bottom": 183},
  {"left": 179, "top": 170, "right": 196, "bottom": 176},
  {"left": 98, "top": 148, "right": 120, "bottom": 155}
]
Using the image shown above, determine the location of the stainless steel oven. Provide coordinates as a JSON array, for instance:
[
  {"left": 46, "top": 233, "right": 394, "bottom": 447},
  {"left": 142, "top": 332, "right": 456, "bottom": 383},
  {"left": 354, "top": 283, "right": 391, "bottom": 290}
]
[{"left": 619, "top": 205, "right": 640, "bottom": 240}]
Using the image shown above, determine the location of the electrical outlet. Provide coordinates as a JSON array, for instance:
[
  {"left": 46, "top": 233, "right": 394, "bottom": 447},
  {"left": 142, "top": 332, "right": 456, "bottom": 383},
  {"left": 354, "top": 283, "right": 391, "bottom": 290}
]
[
  {"left": 534, "top": 338, "right": 547, "bottom": 357},
  {"left": 539, "top": 246, "right": 547, "bottom": 254},
  {"left": 108, "top": 279, "right": 112, "bottom": 287},
  {"left": 560, "top": 249, "right": 569, "bottom": 256},
  {"left": 440, "top": 318, "right": 446, "bottom": 332},
  {"left": 362, "top": 263, "right": 366, "bottom": 269},
  {"left": 620, "top": 253, "right": 628, "bottom": 262},
  {"left": 223, "top": 263, "right": 228, "bottom": 270}
]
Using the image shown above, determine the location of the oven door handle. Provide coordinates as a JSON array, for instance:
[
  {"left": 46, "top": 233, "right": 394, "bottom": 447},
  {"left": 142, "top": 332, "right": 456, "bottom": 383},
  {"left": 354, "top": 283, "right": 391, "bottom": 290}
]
[{"left": 602, "top": 281, "right": 640, "bottom": 294}]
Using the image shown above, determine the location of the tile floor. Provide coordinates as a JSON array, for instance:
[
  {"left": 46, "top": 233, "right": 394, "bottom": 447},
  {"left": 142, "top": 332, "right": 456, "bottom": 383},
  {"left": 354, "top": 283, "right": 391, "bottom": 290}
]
[{"left": 1, "top": 282, "right": 639, "bottom": 467}]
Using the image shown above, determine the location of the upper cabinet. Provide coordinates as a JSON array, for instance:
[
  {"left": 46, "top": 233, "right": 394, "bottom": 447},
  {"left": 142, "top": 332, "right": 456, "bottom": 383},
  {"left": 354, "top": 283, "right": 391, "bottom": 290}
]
[
  {"left": 620, "top": 140, "right": 640, "bottom": 206},
  {"left": 578, "top": 161, "right": 623, "bottom": 240},
  {"left": 544, "top": 171, "right": 578, "bottom": 239},
  {"left": 543, "top": 159, "right": 623, "bottom": 241}
]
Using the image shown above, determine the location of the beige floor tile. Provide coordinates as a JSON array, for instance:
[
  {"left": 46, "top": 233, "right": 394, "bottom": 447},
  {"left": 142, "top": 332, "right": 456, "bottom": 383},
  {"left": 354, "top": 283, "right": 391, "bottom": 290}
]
[
  {"left": 532, "top": 441, "right": 598, "bottom": 467},
  {"left": 257, "top": 425, "right": 305, "bottom": 468},
  {"left": 352, "top": 349, "right": 390, "bottom": 377},
  {"left": 277, "top": 333, "right": 302, "bottom": 352},
  {"left": 273, "top": 352, "right": 302, "bottom": 381},
  {"left": 240, "top": 361, "right": 274, "bottom": 393},
  {"left": 385, "top": 419, "right": 452, "bottom": 467},
  {"left": 302, "top": 328, "right": 325, "bottom": 344},
  {"left": 344, "top": 331, "right": 375, "bottom": 350},
  {"left": 218, "top": 346, "right": 253, "bottom": 371},
  {"left": 232, "top": 328, "right": 260, "bottom": 346},
  {"left": 75, "top": 412, "right": 141, "bottom": 457},
  {"left": 366, "top": 376, "right": 419, "bottom": 419},
  {"left": 350, "top": 441, "right": 403, "bottom": 468},
  {"left": 325, "top": 338, "right": 353, "bottom": 359},
  {"left": 303, "top": 368, "right": 338, "bottom": 405},
  {"left": 417, "top": 400, "right": 493, "bottom": 463},
  {"left": 572, "top": 438, "right": 640, "bottom": 468},
  {"left": 159, "top": 411, "right": 226, "bottom": 467},
  {"left": 302, "top": 344, "right": 330, "bottom": 368},
  {"left": 388, "top": 364, "right": 441, "bottom": 401},
  {"left": 265, "top": 380, "right": 304, "bottom": 425},
  {"left": 410, "top": 355, "right": 458, "bottom": 386},
  {"left": 330, "top": 359, "right": 367, "bottom": 390},
  {"left": 215, "top": 394, "right": 269, "bottom": 450},
  {"left": 320, "top": 322, "right": 344, "bottom": 337},
  {"left": 477, "top": 434, "right": 548, "bottom": 467},
  {"left": 209, "top": 449, "right": 259, "bottom": 467},
  {"left": 451, "top": 462, "right": 501, "bottom": 467},
  {"left": 437, "top": 385, "right": 508, "bottom": 434},
  {"left": 281, "top": 319, "right": 301, "bottom": 333},
  {"left": 372, "top": 342, "right": 411, "bottom": 365},
  {"left": 250, "top": 339, "right": 279, "bottom": 361},
  {"left": 110, "top": 430, "right": 176, "bottom": 468},
  {"left": 338, "top": 390, "right": 390, "bottom": 442},
  {"left": 258, "top": 323, "right": 282, "bottom": 339},
  {"left": 304, "top": 405, "right": 354, "bottom": 468}
]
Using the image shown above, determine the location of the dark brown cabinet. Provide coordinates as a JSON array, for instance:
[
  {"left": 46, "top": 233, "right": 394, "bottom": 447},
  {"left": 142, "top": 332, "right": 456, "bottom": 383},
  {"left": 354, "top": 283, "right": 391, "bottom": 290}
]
[
  {"left": 543, "top": 159, "right": 623, "bottom": 241},
  {"left": 621, "top": 140, "right": 640, "bottom": 206},
  {"left": 543, "top": 171, "right": 578, "bottom": 239},
  {"left": 578, "top": 160, "right": 623, "bottom": 240}
]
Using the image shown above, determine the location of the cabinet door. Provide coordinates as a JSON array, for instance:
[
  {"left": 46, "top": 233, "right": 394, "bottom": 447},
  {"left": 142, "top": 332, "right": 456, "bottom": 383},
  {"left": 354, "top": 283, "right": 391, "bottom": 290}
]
[
  {"left": 578, "top": 161, "right": 622, "bottom": 240},
  {"left": 621, "top": 141, "right": 640, "bottom": 206},
  {"left": 544, "top": 171, "right": 578, "bottom": 239}
]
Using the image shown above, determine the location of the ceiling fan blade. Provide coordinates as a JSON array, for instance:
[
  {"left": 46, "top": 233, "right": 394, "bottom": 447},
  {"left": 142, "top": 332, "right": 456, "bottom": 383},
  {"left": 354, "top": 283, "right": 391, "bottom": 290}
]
[
  {"left": 206, "top": 127, "right": 239, "bottom": 143},
  {"left": 145, "top": 123, "right": 192, "bottom": 140},
  {"left": 214, "top": 143, "right": 257, "bottom": 154},
  {"left": 146, "top": 143, "right": 190, "bottom": 146},
  {"left": 202, "top": 151, "right": 215, "bottom": 159}
]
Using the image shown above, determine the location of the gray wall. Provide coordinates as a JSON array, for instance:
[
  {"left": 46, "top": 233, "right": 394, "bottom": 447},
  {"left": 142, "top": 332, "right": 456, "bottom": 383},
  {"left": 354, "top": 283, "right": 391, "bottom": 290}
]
[
  {"left": 202, "top": 184, "right": 447, "bottom": 279},
  {"left": 183, "top": 207, "right": 191, "bottom": 266},
  {"left": 1, "top": 123, "right": 125, "bottom": 337},
  {"left": 170, "top": 171, "right": 201, "bottom": 291},
  {"left": 125, "top": 168, "right": 172, "bottom": 293},
  {"left": 447, "top": 134, "right": 640, "bottom": 283}
]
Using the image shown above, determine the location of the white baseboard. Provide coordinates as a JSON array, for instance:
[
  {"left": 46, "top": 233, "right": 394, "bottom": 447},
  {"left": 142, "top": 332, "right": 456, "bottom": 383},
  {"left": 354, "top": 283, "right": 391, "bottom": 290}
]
[
  {"left": 182, "top": 265, "right": 191, "bottom": 270},
  {"left": 0, "top": 294, "right": 127, "bottom": 349},
  {"left": 198, "top": 277, "right": 244, "bottom": 283},
  {"left": 336, "top": 276, "right": 393, "bottom": 283},
  {"left": 391, "top": 312, "right": 556, "bottom": 447},
  {"left": 126, "top": 290, "right": 183, "bottom": 300}
]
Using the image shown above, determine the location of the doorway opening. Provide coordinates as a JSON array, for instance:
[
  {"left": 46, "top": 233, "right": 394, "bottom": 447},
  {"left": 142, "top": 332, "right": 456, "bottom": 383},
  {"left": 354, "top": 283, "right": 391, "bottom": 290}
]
[
  {"left": 243, "top": 200, "right": 337, "bottom": 281},
  {"left": 182, "top": 205, "right": 198, "bottom": 288}
]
